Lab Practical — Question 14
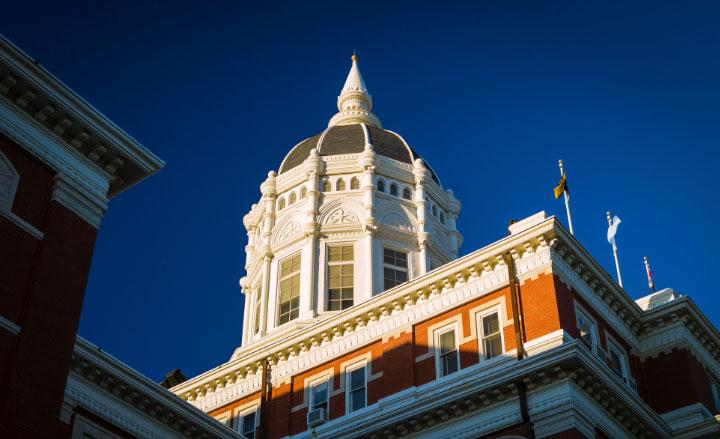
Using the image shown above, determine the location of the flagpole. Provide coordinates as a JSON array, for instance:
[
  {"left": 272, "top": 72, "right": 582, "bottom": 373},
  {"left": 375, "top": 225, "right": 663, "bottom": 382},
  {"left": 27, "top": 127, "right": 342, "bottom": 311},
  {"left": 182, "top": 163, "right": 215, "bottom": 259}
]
[
  {"left": 558, "top": 160, "right": 574, "bottom": 235},
  {"left": 606, "top": 211, "right": 623, "bottom": 288},
  {"left": 644, "top": 256, "right": 656, "bottom": 293}
]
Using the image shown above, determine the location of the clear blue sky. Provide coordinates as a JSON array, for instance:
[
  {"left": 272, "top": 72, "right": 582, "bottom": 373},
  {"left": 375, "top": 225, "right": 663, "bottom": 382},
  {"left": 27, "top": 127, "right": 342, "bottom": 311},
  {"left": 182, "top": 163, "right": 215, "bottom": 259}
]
[{"left": 3, "top": 1, "right": 718, "bottom": 381}]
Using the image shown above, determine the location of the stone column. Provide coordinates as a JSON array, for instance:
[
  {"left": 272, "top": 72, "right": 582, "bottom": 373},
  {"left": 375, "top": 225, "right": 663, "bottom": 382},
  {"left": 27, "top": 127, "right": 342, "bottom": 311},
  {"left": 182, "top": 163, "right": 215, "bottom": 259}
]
[
  {"left": 413, "top": 159, "right": 428, "bottom": 275},
  {"left": 360, "top": 139, "right": 376, "bottom": 299},
  {"left": 300, "top": 150, "right": 322, "bottom": 318},
  {"left": 240, "top": 277, "right": 251, "bottom": 346},
  {"left": 257, "top": 171, "right": 277, "bottom": 335},
  {"left": 446, "top": 189, "right": 462, "bottom": 258}
]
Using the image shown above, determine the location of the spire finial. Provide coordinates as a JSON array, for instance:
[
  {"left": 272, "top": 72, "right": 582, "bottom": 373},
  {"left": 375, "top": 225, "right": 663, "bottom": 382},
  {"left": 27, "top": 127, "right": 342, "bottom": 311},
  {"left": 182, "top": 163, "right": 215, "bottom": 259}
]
[{"left": 328, "top": 54, "right": 382, "bottom": 128}]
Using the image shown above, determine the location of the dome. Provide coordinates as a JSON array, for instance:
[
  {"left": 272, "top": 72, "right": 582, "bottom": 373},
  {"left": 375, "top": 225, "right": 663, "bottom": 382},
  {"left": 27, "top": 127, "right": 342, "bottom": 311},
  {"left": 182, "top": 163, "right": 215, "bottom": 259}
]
[{"left": 279, "top": 124, "right": 441, "bottom": 185}]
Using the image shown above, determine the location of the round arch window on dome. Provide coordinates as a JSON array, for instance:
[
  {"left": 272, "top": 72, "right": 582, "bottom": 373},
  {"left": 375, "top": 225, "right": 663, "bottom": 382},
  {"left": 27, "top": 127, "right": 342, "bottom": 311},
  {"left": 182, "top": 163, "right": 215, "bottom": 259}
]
[
  {"left": 440, "top": 211, "right": 446, "bottom": 224},
  {"left": 432, "top": 204, "right": 438, "bottom": 217},
  {"left": 289, "top": 192, "right": 297, "bottom": 205},
  {"left": 377, "top": 179, "right": 385, "bottom": 193},
  {"left": 390, "top": 183, "right": 398, "bottom": 196},
  {"left": 350, "top": 177, "right": 360, "bottom": 190},
  {"left": 300, "top": 186, "right": 307, "bottom": 199},
  {"left": 278, "top": 197, "right": 286, "bottom": 210},
  {"left": 336, "top": 178, "right": 346, "bottom": 191},
  {"left": 323, "top": 180, "right": 332, "bottom": 192}
]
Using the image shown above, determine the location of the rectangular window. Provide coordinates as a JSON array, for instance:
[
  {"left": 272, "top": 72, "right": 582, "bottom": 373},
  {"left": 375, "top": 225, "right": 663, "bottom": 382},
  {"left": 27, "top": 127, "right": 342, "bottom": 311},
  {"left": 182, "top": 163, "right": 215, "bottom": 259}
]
[
  {"left": 239, "top": 410, "right": 256, "bottom": 439},
  {"left": 607, "top": 341, "right": 628, "bottom": 381},
  {"left": 310, "top": 380, "right": 329, "bottom": 414},
  {"left": 575, "top": 308, "right": 598, "bottom": 352},
  {"left": 347, "top": 366, "right": 367, "bottom": 412},
  {"left": 328, "top": 245, "right": 354, "bottom": 310},
  {"left": 480, "top": 312, "right": 502, "bottom": 360},
  {"left": 437, "top": 329, "right": 459, "bottom": 377},
  {"left": 383, "top": 248, "right": 408, "bottom": 290},
  {"left": 278, "top": 254, "right": 301, "bottom": 325}
]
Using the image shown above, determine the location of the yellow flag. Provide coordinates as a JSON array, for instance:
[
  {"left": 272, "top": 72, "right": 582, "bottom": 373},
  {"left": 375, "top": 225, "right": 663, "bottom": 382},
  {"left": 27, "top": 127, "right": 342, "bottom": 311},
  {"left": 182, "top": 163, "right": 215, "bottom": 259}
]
[{"left": 554, "top": 175, "right": 567, "bottom": 199}]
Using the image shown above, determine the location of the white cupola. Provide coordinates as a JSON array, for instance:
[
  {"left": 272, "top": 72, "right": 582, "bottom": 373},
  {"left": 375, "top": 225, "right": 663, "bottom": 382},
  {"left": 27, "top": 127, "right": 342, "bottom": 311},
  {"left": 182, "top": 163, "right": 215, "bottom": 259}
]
[{"left": 236, "top": 56, "right": 462, "bottom": 352}]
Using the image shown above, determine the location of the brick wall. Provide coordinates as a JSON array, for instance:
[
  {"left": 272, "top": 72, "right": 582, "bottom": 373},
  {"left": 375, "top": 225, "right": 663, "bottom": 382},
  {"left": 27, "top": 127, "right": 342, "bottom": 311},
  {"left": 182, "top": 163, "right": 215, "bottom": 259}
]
[{"left": 0, "top": 135, "right": 99, "bottom": 437}]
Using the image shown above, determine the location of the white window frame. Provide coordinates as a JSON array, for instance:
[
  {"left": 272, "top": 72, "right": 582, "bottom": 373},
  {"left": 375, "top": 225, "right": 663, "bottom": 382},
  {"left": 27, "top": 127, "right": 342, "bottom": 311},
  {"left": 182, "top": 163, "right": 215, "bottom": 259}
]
[
  {"left": 382, "top": 246, "right": 409, "bottom": 290},
  {"left": 476, "top": 306, "right": 504, "bottom": 362},
  {"left": 606, "top": 336, "right": 630, "bottom": 383},
  {"left": 326, "top": 242, "right": 355, "bottom": 311},
  {"left": 309, "top": 377, "right": 330, "bottom": 416},
  {"left": 434, "top": 323, "right": 460, "bottom": 379},
  {"left": 236, "top": 406, "right": 258, "bottom": 438},
  {"left": 277, "top": 252, "right": 302, "bottom": 326},
  {"left": 574, "top": 303, "right": 600, "bottom": 355},
  {"left": 345, "top": 362, "right": 368, "bottom": 414}
]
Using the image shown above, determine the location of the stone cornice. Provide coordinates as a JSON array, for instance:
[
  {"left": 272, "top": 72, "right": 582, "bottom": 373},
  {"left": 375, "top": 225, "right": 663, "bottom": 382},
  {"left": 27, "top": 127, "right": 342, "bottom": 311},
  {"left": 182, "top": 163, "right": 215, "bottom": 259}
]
[
  {"left": 0, "top": 35, "right": 164, "bottom": 197},
  {"left": 172, "top": 217, "right": 559, "bottom": 406},
  {"left": 69, "top": 337, "right": 238, "bottom": 439}
]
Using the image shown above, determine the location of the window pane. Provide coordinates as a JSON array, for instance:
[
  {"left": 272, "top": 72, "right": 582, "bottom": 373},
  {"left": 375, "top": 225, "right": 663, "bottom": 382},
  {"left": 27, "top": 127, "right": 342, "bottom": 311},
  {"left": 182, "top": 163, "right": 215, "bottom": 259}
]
[
  {"left": 351, "top": 388, "right": 366, "bottom": 411},
  {"left": 350, "top": 368, "right": 365, "bottom": 390},
  {"left": 484, "top": 334, "right": 502, "bottom": 359},
  {"left": 242, "top": 412, "right": 256, "bottom": 434},
  {"left": 313, "top": 382, "right": 328, "bottom": 409},
  {"left": 439, "top": 331, "right": 455, "bottom": 354},
  {"left": 441, "top": 352, "right": 458, "bottom": 376},
  {"left": 483, "top": 313, "right": 499, "bottom": 335}
]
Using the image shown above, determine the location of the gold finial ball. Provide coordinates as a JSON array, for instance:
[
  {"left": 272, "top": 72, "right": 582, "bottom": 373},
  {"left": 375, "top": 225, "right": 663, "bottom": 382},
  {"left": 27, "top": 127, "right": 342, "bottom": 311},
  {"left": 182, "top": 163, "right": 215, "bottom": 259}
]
[{"left": 351, "top": 53, "right": 358, "bottom": 62}]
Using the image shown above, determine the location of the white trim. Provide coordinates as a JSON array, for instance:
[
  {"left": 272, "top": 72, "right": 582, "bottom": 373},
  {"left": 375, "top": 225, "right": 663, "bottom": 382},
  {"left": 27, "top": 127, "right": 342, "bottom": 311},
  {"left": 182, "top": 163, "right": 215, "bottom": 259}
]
[
  {"left": 605, "top": 332, "right": 630, "bottom": 385},
  {"left": 0, "top": 208, "right": 43, "bottom": 239},
  {"left": 660, "top": 403, "right": 714, "bottom": 431},
  {"left": 345, "top": 361, "right": 368, "bottom": 414},
  {"left": 52, "top": 173, "right": 107, "bottom": 228},
  {"left": 475, "top": 305, "right": 504, "bottom": 363},
  {"left": 0, "top": 314, "right": 21, "bottom": 334},
  {"left": 434, "top": 322, "right": 461, "bottom": 379},
  {"left": 573, "top": 301, "right": 600, "bottom": 356}
]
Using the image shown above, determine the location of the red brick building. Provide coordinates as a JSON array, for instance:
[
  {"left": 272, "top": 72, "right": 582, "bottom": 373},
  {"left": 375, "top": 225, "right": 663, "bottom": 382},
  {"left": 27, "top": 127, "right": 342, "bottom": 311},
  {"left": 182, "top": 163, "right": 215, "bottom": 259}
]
[
  {"left": 0, "top": 35, "right": 238, "bottom": 438},
  {"left": 171, "top": 58, "right": 720, "bottom": 438}
]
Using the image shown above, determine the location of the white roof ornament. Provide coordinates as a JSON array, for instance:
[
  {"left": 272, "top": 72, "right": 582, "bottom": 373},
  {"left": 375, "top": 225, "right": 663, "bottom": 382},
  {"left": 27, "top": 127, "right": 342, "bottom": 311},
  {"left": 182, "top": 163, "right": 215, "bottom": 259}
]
[{"left": 328, "top": 54, "right": 382, "bottom": 128}]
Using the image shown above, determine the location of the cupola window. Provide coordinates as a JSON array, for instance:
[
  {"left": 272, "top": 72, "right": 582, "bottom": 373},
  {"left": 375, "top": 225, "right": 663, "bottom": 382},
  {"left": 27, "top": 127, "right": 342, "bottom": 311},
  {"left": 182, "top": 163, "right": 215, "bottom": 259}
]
[
  {"left": 350, "top": 177, "right": 360, "bottom": 190},
  {"left": 289, "top": 192, "right": 297, "bottom": 205},
  {"left": 327, "top": 245, "right": 354, "bottom": 311},
  {"left": 300, "top": 186, "right": 307, "bottom": 199},
  {"left": 278, "top": 198, "right": 285, "bottom": 210},
  {"left": 383, "top": 248, "right": 408, "bottom": 290},
  {"left": 439, "top": 211, "right": 446, "bottom": 224},
  {"left": 376, "top": 179, "right": 385, "bottom": 193},
  {"left": 336, "top": 179, "right": 346, "bottom": 191},
  {"left": 278, "top": 254, "right": 301, "bottom": 325},
  {"left": 390, "top": 183, "right": 398, "bottom": 196},
  {"left": 322, "top": 180, "right": 332, "bottom": 192}
]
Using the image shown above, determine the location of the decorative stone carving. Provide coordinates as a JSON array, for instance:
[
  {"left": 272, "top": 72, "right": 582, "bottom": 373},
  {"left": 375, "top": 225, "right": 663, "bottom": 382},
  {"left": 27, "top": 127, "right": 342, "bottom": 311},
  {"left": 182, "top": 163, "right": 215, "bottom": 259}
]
[
  {"left": 381, "top": 211, "right": 415, "bottom": 232},
  {"left": 273, "top": 219, "right": 302, "bottom": 243},
  {"left": 325, "top": 208, "right": 359, "bottom": 225}
]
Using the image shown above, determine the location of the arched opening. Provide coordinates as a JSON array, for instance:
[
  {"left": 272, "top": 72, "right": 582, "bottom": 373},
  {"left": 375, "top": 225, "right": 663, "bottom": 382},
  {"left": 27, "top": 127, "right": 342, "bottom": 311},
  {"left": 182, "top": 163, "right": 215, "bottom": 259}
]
[
  {"left": 376, "top": 180, "right": 385, "bottom": 193},
  {"left": 300, "top": 186, "right": 307, "bottom": 199},
  {"left": 402, "top": 187, "right": 412, "bottom": 200},
  {"left": 350, "top": 177, "right": 360, "bottom": 190},
  {"left": 336, "top": 179, "right": 346, "bottom": 191},
  {"left": 323, "top": 180, "right": 332, "bottom": 192},
  {"left": 278, "top": 198, "right": 286, "bottom": 210},
  {"left": 289, "top": 192, "right": 297, "bottom": 205},
  {"left": 390, "top": 183, "right": 398, "bottom": 196}
]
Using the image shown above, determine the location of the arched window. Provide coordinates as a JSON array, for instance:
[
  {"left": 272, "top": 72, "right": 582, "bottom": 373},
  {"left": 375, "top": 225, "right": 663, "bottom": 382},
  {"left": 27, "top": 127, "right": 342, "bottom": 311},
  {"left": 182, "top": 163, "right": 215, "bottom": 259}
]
[
  {"left": 390, "top": 183, "right": 398, "bottom": 196},
  {"left": 278, "top": 197, "right": 286, "bottom": 210},
  {"left": 377, "top": 180, "right": 385, "bottom": 192},
  {"left": 350, "top": 177, "right": 360, "bottom": 190},
  {"left": 336, "top": 179, "right": 346, "bottom": 191},
  {"left": 300, "top": 186, "right": 307, "bottom": 199},
  {"left": 402, "top": 187, "right": 412, "bottom": 200},
  {"left": 0, "top": 151, "right": 19, "bottom": 212},
  {"left": 440, "top": 211, "right": 446, "bottom": 224},
  {"left": 432, "top": 204, "right": 438, "bottom": 217},
  {"left": 289, "top": 192, "right": 297, "bottom": 205},
  {"left": 323, "top": 180, "right": 332, "bottom": 192}
]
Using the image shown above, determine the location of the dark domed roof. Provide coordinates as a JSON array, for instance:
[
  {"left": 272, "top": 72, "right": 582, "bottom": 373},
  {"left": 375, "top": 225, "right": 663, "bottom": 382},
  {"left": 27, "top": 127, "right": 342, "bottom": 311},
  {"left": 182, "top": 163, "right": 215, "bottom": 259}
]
[{"left": 279, "top": 124, "right": 440, "bottom": 184}]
